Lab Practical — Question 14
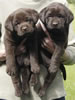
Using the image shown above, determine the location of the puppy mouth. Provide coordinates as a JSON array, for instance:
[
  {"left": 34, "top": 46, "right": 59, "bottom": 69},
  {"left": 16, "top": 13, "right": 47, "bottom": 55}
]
[
  {"left": 48, "top": 25, "right": 64, "bottom": 30},
  {"left": 50, "top": 28, "right": 64, "bottom": 34},
  {"left": 17, "top": 29, "right": 34, "bottom": 36},
  {"left": 47, "top": 24, "right": 65, "bottom": 32}
]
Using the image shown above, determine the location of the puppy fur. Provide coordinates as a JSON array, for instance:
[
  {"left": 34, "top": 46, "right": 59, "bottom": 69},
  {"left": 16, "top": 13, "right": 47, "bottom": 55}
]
[
  {"left": 4, "top": 8, "right": 39, "bottom": 96},
  {"left": 36, "top": 2, "right": 74, "bottom": 96}
]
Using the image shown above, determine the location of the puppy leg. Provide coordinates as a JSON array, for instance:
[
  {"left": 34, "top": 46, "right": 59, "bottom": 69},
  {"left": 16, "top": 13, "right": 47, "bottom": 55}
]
[
  {"left": 29, "top": 53, "right": 39, "bottom": 86},
  {"left": 38, "top": 72, "right": 50, "bottom": 97},
  {"left": 30, "top": 37, "right": 40, "bottom": 74},
  {"left": 48, "top": 45, "right": 64, "bottom": 73},
  {"left": 24, "top": 55, "right": 30, "bottom": 66},
  {"left": 30, "top": 53, "right": 40, "bottom": 74},
  {"left": 39, "top": 45, "right": 64, "bottom": 97},
  {"left": 11, "top": 71, "right": 22, "bottom": 97},
  {"left": 21, "top": 66, "right": 30, "bottom": 94},
  {"left": 29, "top": 73, "right": 38, "bottom": 86}
]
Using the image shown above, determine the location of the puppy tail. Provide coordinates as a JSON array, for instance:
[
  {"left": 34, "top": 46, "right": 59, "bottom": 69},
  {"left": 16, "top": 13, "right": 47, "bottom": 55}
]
[{"left": 60, "top": 64, "right": 66, "bottom": 80}]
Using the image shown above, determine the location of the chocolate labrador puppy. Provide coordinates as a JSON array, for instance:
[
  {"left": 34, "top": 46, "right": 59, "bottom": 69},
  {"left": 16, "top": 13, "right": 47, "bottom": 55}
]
[
  {"left": 4, "top": 8, "right": 39, "bottom": 96},
  {"left": 36, "top": 2, "right": 74, "bottom": 96}
]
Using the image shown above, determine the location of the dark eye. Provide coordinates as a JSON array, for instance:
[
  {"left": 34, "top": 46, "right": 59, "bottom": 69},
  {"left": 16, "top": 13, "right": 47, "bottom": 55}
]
[
  {"left": 58, "top": 14, "right": 64, "bottom": 18},
  {"left": 28, "top": 19, "right": 32, "bottom": 22},
  {"left": 14, "top": 20, "right": 19, "bottom": 25},
  {"left": 25, "top": 17, "right": 32, "bottom": 22},
  {"left": 48, "top": 14, "right": 52, "bottom": 17}
]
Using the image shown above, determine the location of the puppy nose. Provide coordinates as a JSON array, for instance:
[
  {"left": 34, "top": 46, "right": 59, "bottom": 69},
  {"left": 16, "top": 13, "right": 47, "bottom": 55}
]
[
  {"left": 22, "top": 26, "right": 27, "bottom": 31},
  {"left": 52, "top": 22, "right": 58, "bottom": 27}
]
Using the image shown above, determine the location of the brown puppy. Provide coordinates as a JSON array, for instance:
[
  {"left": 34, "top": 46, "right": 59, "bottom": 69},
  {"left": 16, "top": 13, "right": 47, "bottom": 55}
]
[
  {"left": 4, "top": 8, "right": 39, "bottom": 96},
  {"left": 36, "top": 2, "right": 74, "bottom": 96}
]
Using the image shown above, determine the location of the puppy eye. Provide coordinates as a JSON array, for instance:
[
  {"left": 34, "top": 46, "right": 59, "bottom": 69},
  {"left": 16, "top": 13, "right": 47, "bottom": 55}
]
[
  {"left": 58, "top": 14, "right": 64, "bottom": 18},
  {"left": 25, "top": 18, "right": 28, "bottom": 21},
  {"left": 28, "top": 18, "right": 33, "bottom": 22},
  {"left": 25, "top": 17, "right": 32, "bottom": 22},
  {"left": 48, "top": 15, "right": 52, "bottom": 17},
  {"left": 14, "top": 21, "right": 19, "bottom": 25}
]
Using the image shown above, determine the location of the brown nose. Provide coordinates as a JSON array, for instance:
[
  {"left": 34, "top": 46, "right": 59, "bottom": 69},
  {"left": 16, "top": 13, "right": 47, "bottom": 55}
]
[{"left": 22, "top": 26, "right": 27, "bottom": 31}]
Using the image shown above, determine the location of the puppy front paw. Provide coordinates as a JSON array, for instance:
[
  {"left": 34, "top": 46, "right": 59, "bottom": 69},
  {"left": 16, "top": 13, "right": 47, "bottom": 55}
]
[
  {"left": 48, "top": 65, "right": 57, "bottom": 74},
  {"left": 15, "top": 88, "right": 23, "bottom": 97},
  {"left": 22, "top": 83, "right": 29, "bottom": 94},
  {"left": 6, "top": 67, "right": 18, "bottom": 76},
  {"left": 31, "top": 64, "right": 40, "bottom": 73},
  {"left": 24, "top": 58, "right": 30, "bottom": 66},
  {"left": 48, "top": 67, "right": 51, "bottom": 73},
  {"left": 38, "top": 88, "right": 45, "bottom": 97},
  {"left": 29, "top": 74, "right": 38, "bottom": 86}
]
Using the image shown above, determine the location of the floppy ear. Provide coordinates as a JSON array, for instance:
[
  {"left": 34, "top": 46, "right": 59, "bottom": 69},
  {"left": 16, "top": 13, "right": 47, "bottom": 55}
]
[
  {"left": 39, "top": 7, "right": 47, "bottom": 24},
  {"left": 5, "top": 15, "right": 13, "bottom": 32},
  {"left": 31, "top": 10, "right": 39, "bottom": 24},
  {"left": 65, "top": 7, "right": 74, "bottom": 24}
]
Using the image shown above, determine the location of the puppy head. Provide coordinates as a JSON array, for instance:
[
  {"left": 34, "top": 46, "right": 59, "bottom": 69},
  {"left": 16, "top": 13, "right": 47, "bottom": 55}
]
[
  {"left": 40, "top": 2, "right": 74, "bottom": 30},
  {"left": 5, "top": 8, "right": 39, "bottom": 36}
]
